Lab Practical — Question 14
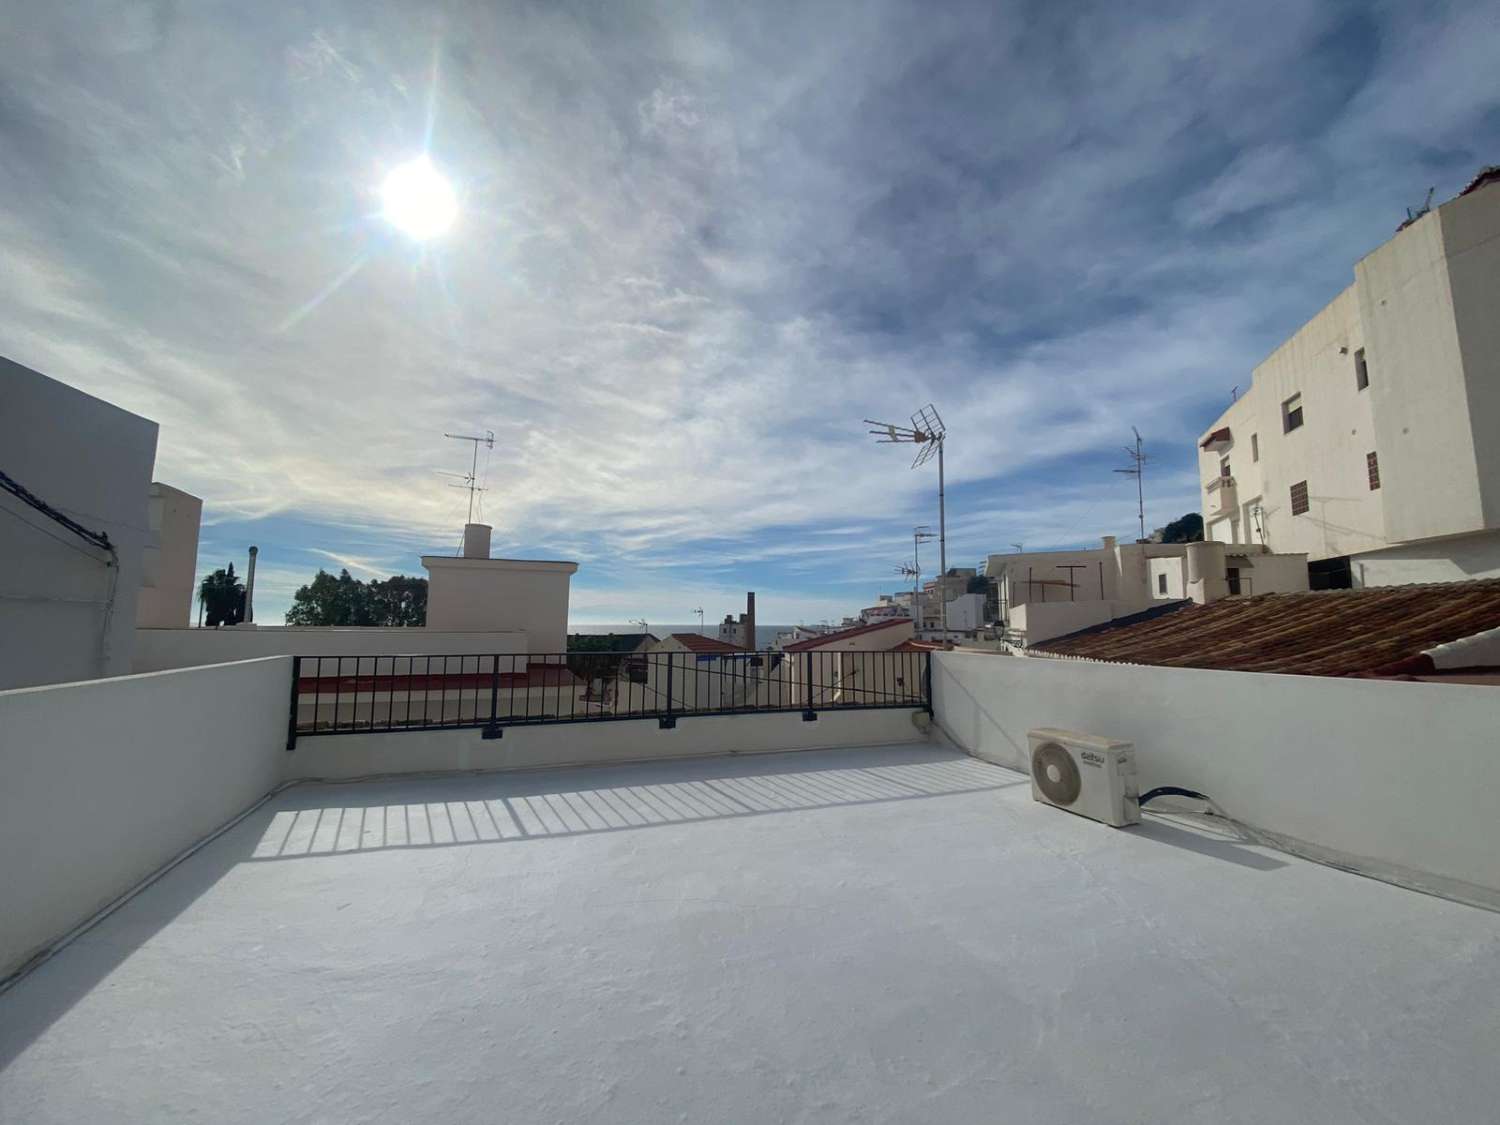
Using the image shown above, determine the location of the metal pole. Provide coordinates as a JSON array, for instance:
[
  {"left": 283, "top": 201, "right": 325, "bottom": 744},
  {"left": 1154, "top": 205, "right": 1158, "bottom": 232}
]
[
  {"left": 285, "top": 655, "right": 300, "bottom": 751},
  {"left": 938, "top": 438, "right": 948, "bottom": 640},
  {"left": 913, "top": 529, "right": 922, "bottom": 632}
]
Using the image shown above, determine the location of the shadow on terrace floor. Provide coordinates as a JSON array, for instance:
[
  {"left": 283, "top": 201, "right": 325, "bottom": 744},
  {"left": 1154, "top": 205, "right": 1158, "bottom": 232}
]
[
  {"left": 1, "top": 744, "right": 1008, "bottom": 1073},
  {"left": 253, "top": 744, "right": 1022, "bottom": 860}
]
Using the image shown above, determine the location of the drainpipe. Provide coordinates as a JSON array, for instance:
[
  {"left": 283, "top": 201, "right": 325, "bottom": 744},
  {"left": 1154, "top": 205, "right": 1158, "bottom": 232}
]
[{"left": 244, "top": 545, "right": 258, "bottom": 624}]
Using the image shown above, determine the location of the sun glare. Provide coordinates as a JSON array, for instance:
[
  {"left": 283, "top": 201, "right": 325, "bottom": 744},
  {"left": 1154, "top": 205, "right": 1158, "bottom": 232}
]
[{"left": 381, "top": 155, "right": 458, "bottom": 240}]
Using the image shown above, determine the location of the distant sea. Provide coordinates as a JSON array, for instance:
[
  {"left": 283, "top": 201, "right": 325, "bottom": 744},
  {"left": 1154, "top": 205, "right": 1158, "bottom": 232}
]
[{"left": 570, "top": 623, "right": 793, "bottom": 650}]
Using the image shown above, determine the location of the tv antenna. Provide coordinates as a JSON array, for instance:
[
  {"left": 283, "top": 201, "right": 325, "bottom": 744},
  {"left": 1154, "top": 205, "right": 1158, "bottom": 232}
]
[
  {"left": 631, "top": 617, "right": 649, "bottom": 635},
  {"left": 443, "top": 430, "right": 495, "bottom": 524},
  {"left": 1113, "top": 426, "right": 1148, "bottom": 542},
  {"left": 865, "top": 407, "right": 949, "bottom": 637},
  {"left": 1011, "top": 543, "right": 1024, "bottom": 553},
  {"left": 1406, "top": 186, "right": 1436, "bottom": 225},
  {"left": 692, "top": 606, "right": 705, "bottom": 633}
]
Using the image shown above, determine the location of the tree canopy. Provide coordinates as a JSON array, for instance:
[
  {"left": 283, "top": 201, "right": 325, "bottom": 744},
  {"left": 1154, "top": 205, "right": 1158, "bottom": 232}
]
[
  {"left": 198, "top": 564, "right": 245, "bottom": 627},
  {"left": 1160, "top": 513, "right": 1205, "bottom": 544},
  {"left": 284, "top": 569, "right": 427, "bottom": 627}
]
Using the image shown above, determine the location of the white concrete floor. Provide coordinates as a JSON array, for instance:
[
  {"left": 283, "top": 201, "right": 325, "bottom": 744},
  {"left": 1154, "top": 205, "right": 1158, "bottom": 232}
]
[{"left": 2, "top": 744, "right": 1498, "bottom": 1124}]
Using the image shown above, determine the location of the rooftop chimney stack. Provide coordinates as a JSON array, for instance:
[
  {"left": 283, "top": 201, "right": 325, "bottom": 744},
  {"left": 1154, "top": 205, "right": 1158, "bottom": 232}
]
[
  {"left": 1185, "top": 541, "right": 1229, "bottom": 605},
  {"left": 462, "top": 523, "right": 492, "bottom": 560},
  {"left": 745, "top": 591, "right": 756, "bottom": 651},
  {"left": 244, "top": 545, "right": 258, "bottom": 624},
  {"left": 1101, "top": 535, "right": 1117, "bottom": 552}
]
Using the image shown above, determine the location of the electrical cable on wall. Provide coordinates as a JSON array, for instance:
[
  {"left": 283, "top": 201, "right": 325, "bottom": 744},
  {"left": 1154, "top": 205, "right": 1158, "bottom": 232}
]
[{"left": 1, "top": 466, "right": 120, "bottom": 675}]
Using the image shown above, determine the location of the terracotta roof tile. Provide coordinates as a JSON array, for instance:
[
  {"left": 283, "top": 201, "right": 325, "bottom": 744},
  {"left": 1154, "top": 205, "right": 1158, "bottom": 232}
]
[
  {"left": 783, "top": 618, "right": 911, "bottom": 651},
  {"left": 1031, "top": 580, "right": 1500, "bottom": 677},
  {"left": 669, "top": 633, "right": 748, "bottom": 654}
]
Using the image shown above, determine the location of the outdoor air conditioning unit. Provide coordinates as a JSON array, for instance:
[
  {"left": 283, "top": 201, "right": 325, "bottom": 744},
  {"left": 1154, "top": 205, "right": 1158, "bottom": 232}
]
[{"left": 1028, "top": 728, "right": 1140, "bottom": 827}]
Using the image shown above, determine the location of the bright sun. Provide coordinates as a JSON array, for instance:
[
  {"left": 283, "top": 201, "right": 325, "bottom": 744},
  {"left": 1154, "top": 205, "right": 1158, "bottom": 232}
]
[{"left": 381, "top": 155, "right": 458, "bottom": 240}]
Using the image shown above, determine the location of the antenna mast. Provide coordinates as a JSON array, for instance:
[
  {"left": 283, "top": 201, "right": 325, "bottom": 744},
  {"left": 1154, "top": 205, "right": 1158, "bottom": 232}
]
[
  {"left": 443, "top": 430, "right": 495, "bottom": 524},
  {"left": 1113, "top": 426, "right": 1148, "bottom": 542},
  {"left": 865, "top": 405, "right": 949, "bottom": 639}
]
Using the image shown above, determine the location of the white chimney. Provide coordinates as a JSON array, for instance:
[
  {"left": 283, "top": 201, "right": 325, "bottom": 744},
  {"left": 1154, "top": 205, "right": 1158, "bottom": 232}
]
[
  {"left": 1101, "top": 535, "right": 1117, "bottom": 552},
  {"left": 1185, "top": 541, "right": 1229, "bottom": 605},
  {"left": 462, "top": 523, "right": 492, "bottom": 559}
]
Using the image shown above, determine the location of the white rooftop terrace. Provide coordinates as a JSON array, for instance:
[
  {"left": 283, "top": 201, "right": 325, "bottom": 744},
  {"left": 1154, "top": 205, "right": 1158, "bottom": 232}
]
[{"left": 3, "top": 743, "right": 1497, "bottom": 1124}]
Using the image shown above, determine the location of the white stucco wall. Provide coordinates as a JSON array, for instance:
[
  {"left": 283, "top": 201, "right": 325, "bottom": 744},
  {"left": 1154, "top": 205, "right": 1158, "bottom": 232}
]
[
  {"left": 1, "top": 357, "right": 158, "bottom": 690},
  {"left": 1356, "top": 210, "right": 1482, "bottom": 543},
  {"left": 1441, "top": 182, "right": 1500, "bottom": 526},
  {"left": 133, "top": 625, "right": 528, "bottom": 673},
  {"left": 0, "top": 657, "right": 291, "bottom": 978},
  {"left": 1352, "top": 528, "right": 1500, "bottom": 588},
  {"left": 931, "top": 651, "right": 1500, "bottom": 908},
  {"left": 1148, "top": 557, "right": 1186, "bottom": 599},
  {"left": 1008, "top": 601, "right": 1118, "bottom": 644},
  {"left": 1199, "top": 286, "right": 1385, "bottom": 560},
  {"left": 136, "top": 483, "right": 202, "bottom": 628},
  {"left": 422, "top": 557, "right": 576, "bottom": 651},
  {"left": 286, "top": 708, "right": 927, "bottom": 780},
  {"left": 1198, "top": 181, "right": 1500, "bottom": 565}
]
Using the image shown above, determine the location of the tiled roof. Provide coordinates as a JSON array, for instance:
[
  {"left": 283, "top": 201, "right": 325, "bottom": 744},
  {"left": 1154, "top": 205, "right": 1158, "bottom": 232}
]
[
  {"left": 669, "top": 633, "right": 747, "bottom": 654},
  {"left": 1459, "top": 164, "right": 1500, "bottom": 197},
  {"left": 783, "top": 618, "right": 910, "bottom": 651},
  {"left": 1030, "top": 580, "right": 1500, "bottom": 677},
  {"left": 1200, "top": 426, "right": 1232, "bottom": 449}
]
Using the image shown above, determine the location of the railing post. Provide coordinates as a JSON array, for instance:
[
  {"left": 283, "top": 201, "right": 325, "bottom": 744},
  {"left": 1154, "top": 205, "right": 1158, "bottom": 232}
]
[
  {"left": 285, "top": 655, "right": 300, "bottom": 751},
  {"left": 802, "top": 650, "right": 817, "bottom": 722},
  {"left": 923, "top": 652, "right": 934, "bottom": 717},
  {"left": 482, "top": 653, "right": 504, "bottom": 739},
  {"left": 660, "top": 652, "right": 677, "bottom": 729}
]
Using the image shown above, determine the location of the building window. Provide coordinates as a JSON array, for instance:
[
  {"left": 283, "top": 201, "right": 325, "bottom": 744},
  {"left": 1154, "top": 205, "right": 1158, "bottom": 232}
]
[
  {"left": 1355, "top": 348, "right": 1369, "bottom": 391},
  {"left": 1251, "top": 433, "right": 1259, "bottom": 462},
  {"left": 1227, "top": 567, "right": 1242, "bottom": 596},
  {"left": 1282, "top": 393, "right": 1304, "bottom": 433},
  {"left": 1290, "top": 480, "right": 1310, "bottom": 515},
  {"left": 1220, "top": 457, "right": 1232, "bottom": 479},
  {"left": 1367, "top": 451, "right": 1380, "bottom": 490},
  {"left": 1157, "top": 573, "right": 1168, "bottom": 595}
]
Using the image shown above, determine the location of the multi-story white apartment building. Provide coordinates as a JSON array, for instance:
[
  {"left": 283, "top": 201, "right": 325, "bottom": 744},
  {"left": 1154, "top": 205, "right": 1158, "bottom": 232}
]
[{"left": 1198, "top": 166, "right": 1500, "bottom": 588}]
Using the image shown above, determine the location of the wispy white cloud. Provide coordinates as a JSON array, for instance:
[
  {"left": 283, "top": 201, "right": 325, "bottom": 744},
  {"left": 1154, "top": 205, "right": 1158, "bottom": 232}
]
[{"left": 2, "top": 0, "right": 1497, "bottom": 625}]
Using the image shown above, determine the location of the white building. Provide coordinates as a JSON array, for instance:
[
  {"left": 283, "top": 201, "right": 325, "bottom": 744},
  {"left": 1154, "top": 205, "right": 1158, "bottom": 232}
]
[
  {"left": 984, "top": 535, "right": 1308, "bottom": 647},
  {"left": 136, "top": 483, "right": 203, "bottom": 628},
  {"left": 1197, "top": 166, "right": 1500, "bottom": 588},
  {"left": 0, "top": 357, "right": 199, "bottom": 689}
]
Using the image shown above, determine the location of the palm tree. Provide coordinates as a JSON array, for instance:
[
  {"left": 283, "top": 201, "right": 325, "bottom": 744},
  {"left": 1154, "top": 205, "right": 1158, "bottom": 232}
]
[{"left": 199, "top": 564, "right": 245, "bottom": 627}]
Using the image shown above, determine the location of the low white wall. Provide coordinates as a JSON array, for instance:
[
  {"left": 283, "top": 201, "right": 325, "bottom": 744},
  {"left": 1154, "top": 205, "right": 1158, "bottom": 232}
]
[
  {"left": 287, "top": 708, "right": 926, "bottom": 780},
  {"left": 1011, "top": 601, "right": 1121, "bottom": 644},
  {"left": 932, "top": 651, "right": 1500, "bottom": 908},
  {"left": 1353, "top": 529, "right": 1500, "bottom": 588},
  {"left": 0, "top": 657, "right": 291, "bottom": 978},
  {"left": 132, "top": 626, "right": 528, "bottom": 673}
]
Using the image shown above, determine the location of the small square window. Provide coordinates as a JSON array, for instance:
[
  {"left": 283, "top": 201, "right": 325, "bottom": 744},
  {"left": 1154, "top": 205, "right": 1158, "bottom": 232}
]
[
  {"left": 1290, "top": 480, "right": 1309, "bottom": 515},
  {"left": 1367, "top": 451, "right": 1380, "bottom": 490},
  {"left": 1220, "top": 457, "right": 1232, "bottom": 480},
  {"left": 1250, "top": 433, "right": 1259, "bottom": 462},
  {"left": 1283, "top": 394, "right": 1304, "bottom": 433},
  {"left": 1355, "top": 348, "right": 1369, "bottom": 391},
  {"left": 1157, "top": 573, "right": 1168, "bottom": 595}
]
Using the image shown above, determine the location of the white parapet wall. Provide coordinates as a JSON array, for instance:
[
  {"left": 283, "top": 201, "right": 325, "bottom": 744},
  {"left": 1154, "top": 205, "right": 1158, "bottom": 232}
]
[
  {"left": 132, "top": 626, "right": 528, "bottom": 674},
  {"left": 931, "top": 651, "right": 1500, "bottom": 908},
  {"left": 287, "top": 708, "right": 929, "bottom": 780},
  {"left": 0, "top": 657, "right": 292, "bottom": 979}
]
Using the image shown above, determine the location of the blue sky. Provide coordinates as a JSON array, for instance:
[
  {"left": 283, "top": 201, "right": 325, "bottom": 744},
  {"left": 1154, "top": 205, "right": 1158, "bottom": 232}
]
[{"left": 3, "top": 1, "right": 1499, "bottom": 625}]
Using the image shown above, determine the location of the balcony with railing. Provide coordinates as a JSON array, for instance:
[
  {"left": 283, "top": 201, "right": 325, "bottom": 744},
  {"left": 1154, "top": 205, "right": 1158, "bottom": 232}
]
[{"left": 1206, "top": 472, "right": 1238, "bottom": 516}]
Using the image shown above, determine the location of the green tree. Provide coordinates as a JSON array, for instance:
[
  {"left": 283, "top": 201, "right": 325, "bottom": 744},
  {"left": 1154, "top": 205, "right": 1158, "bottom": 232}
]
[
  {"left": 284, "top": 568, "right": 427, "bottom": 626},
  {"left": 1160, "top": 513, "right": 1205, "bottom": 544},
  {"left": 199, "top": 564, "right": 245, "bottom": 627}
]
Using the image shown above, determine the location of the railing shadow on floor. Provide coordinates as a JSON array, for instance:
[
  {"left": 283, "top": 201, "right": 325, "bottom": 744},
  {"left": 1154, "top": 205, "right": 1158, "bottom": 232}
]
[{"left": 250, "top": 746, "right": 1023, "bottom": 861}]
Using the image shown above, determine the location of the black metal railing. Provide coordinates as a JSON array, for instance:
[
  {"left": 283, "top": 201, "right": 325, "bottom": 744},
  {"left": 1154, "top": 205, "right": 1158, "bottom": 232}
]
[{"left": 286, "top": 649, "right": 932, "bottom": 748}]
